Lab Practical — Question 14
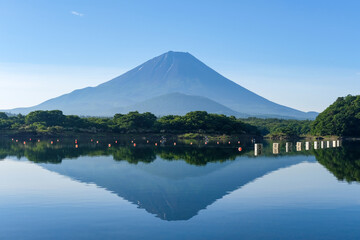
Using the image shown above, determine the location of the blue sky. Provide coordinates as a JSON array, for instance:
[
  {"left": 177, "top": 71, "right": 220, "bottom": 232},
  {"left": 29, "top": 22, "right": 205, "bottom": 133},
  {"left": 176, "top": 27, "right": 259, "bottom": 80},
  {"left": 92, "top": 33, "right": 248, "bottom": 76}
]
[{"left": 0, "top": 0, "right": 359, "bottom": 112}]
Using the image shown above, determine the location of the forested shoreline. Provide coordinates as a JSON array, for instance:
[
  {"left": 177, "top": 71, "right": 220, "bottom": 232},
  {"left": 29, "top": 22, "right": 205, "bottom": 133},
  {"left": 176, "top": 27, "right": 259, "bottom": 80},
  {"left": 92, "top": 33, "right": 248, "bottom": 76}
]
[
  {"left": 0, "top": 95, "right": 358, "bottom": 138},
  {"left": 0, "top": 110, "right": 259, "bottom": 136}
]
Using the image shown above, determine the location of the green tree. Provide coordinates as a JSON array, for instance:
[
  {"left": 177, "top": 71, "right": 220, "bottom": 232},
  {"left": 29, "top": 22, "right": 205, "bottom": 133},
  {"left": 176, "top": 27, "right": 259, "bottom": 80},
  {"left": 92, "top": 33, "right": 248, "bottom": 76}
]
[
  {"left": 114, "top": 111, "right": 157, "bottom": 132},
  {"left": 25, "top": 110, "right": 66, "bottom": 127},
  {"left": 0, "top": 112, "right": 8, "bottom": 119}
]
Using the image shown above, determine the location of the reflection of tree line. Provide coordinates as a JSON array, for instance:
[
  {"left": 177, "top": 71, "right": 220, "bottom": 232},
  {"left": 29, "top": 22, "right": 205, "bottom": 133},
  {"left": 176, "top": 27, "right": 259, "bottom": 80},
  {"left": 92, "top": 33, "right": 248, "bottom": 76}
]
[
  {"left": 258, "top": 141, "right": 360, "bottom": 183},
  {"left": 112, "top": 147, "right": 239, "bottom": 165},
  {"left": 0, "top": 142, "right": 100, "bottom": 163},
  {"left": 156, "top": 147, "right": 238, "bottom": 165},
  {"left": 1, "top": 140, "right": 359, "bottom": 182},
  {"left": 0, "top": 140, "right": 326, "bottom": 164},
  {"left": 314, "top": 142, "right": 360, "bottom": 182},
  {"left": 0, "top": 141, "right": 243, "bottom": 166}
]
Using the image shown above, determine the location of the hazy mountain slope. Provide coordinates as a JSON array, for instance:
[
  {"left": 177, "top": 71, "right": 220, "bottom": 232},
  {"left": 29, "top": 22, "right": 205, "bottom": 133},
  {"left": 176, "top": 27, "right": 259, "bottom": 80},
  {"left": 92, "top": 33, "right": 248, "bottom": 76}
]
[
  {"left": 118, "top": 92, "right": 248, "bottom": 117},
  {"left": 7, "top": 51, "right": 317, "bottom": 119}
]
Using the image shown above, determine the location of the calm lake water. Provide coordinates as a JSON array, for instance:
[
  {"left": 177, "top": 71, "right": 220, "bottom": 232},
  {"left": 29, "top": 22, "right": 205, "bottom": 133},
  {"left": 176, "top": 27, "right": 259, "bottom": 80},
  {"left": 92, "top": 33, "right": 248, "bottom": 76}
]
[{"left": 0, "top": 137, "right": 359, "bottom": 239}]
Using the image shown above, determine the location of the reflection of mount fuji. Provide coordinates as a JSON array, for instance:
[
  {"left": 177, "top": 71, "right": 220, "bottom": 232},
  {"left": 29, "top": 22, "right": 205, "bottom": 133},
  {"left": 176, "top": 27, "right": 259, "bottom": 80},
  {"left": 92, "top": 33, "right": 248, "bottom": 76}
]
[{"left": 39, "top": 155, "right": 314, "bottom": 221}]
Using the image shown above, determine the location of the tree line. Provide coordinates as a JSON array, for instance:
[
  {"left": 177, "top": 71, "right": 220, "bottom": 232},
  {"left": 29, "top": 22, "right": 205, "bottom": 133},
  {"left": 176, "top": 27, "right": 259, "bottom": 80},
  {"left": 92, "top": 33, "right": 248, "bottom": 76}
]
[
  {"left": 0, "top": 110, "right": 259, "bottom": 135},
  {"left": 241, "top": 118, "right": 312, "bottom": 138},
  {"left": 1, "top": 94, "right": 358, "bottom": 137}
]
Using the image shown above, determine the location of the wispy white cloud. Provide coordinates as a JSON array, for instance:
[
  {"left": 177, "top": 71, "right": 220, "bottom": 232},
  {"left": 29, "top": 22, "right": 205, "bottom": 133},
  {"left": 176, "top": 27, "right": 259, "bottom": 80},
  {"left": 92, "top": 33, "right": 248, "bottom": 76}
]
[{"left": 71, "top": 11, "right": 84, "bottom": 17}]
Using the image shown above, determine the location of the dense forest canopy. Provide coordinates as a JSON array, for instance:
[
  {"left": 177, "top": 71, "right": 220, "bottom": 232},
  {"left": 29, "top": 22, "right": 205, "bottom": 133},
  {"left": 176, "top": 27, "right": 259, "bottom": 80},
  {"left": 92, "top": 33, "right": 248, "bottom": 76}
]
[
  {"left": 0, "top": 110, "right": 259, "bottom": 135},
  {"left": 241, "top": 118, "right": 312, "bottom": 138},
  {"left": 311, "top": 95, "right": 360, "bottom": 136}
]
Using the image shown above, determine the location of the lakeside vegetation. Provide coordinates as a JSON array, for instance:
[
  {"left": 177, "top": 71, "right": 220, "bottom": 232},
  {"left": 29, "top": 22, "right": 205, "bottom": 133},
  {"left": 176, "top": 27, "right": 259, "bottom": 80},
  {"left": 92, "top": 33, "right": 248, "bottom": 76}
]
[
  {"left": 241, "top": 118, "right": 312, "bottom": 139},
  {"left": 311, "top": 95, "right": 360, "bottom": 137},
  {"left": 0, "top": 94, "right": 358, "bottom": 138},
  {"left": 0, "top": 110, "right": 259, "bottom": 136},
  {"left": 1, "top": 110, "right": 312, "bottom": 139}
]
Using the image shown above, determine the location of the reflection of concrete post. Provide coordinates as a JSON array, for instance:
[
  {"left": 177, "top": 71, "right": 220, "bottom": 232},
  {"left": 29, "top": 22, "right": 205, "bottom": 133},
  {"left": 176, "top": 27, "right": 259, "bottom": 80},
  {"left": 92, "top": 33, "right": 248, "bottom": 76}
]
[
  {"left": 321, "top": 141, "right": 324, "bottom": 149},
  {"left": 332, "top": 140, "right": 336, "bottom": 148},
  {"left": 273, "top": 143, "right": 279, "bottom": 154},
  {"left": 314, "top": 141, "right": 318, "bottom": 150},
  {"left": 296, "top": 142, "right": 302, "bottom": 151},
  {"left": 327, "top": 141, "right": 330, "bottom": 148},
  {"left": 305, "top": 142, "right": 310, "bottom": 151},
  {"left": 337, "top": 140, "right": 340, "bottom": 147},
  {"left": 254, "top": 144, "right": 263, "bottom": 156},
  {"left": 285, "top": 142, "right": 292, "bottom": 152}
]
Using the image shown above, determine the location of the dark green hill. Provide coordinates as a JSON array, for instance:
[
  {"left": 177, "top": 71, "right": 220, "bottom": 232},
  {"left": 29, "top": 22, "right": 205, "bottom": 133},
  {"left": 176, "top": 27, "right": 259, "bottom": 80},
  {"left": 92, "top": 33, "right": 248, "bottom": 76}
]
[{"left": 311, "top": 95, "right": 360, "bottom": 136}]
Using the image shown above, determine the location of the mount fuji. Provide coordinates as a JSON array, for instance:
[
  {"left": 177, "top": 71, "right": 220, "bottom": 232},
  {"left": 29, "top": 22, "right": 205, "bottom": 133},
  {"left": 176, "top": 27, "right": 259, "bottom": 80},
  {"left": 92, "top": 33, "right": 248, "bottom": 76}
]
[{"left": 8, "top": 51, "right": 317, "bottom": 119}]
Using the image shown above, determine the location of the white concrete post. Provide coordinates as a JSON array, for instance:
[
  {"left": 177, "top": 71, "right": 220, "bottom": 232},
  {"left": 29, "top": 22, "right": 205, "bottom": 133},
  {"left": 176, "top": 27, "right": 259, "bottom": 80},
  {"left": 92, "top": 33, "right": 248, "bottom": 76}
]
[
  {"left": 314, "top": 141, "right": 318, "bottom": 150},
  {"left": 273, "top": 143, "right": 279, "bottom": 154},
  {"left": 254, "top": 144, "right": 263, "bottom": 156}
]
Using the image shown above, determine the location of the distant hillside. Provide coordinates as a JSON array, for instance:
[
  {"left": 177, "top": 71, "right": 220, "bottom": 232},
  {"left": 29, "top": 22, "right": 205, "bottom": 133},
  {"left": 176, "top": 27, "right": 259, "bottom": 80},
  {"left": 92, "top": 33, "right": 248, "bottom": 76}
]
[
  {"left": 118, "top": 92, "right": 248, "bottom": 117},
  {"left": 7, "top": 51, "right": 317, "bottom": 119}
]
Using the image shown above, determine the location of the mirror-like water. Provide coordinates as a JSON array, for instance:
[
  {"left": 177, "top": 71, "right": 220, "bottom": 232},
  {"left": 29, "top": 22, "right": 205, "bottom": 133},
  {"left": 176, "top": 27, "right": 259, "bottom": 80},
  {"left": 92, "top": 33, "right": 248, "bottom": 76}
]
[{"left": 0, "top": 137, "right": 359, "bottom": 239}]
